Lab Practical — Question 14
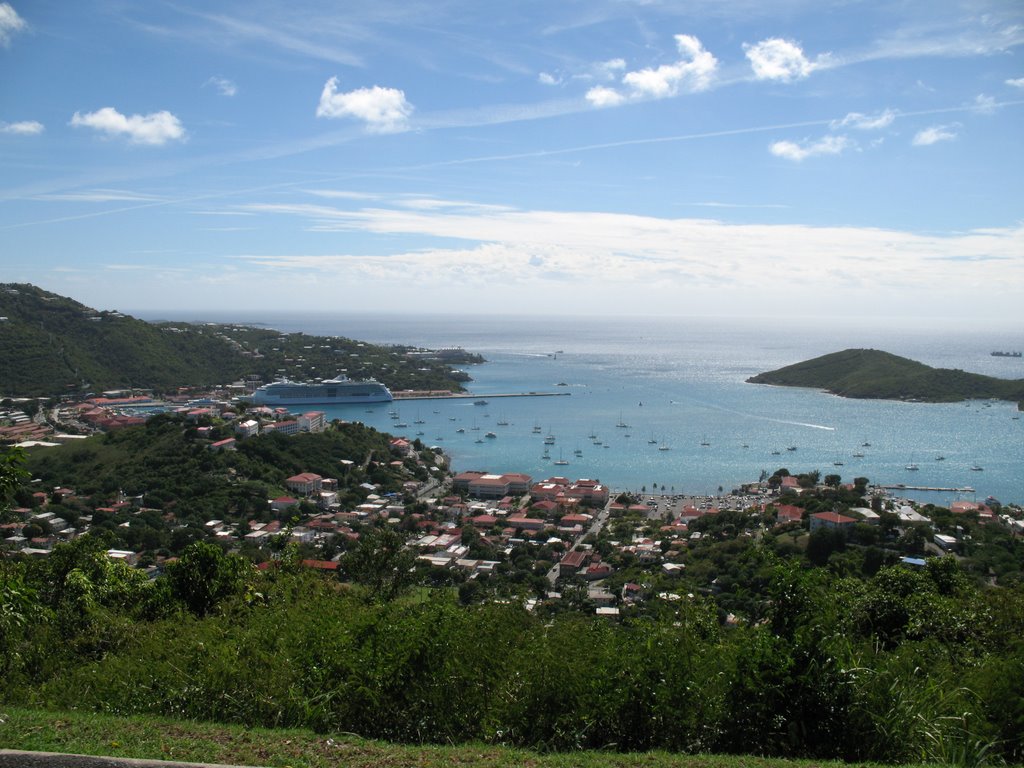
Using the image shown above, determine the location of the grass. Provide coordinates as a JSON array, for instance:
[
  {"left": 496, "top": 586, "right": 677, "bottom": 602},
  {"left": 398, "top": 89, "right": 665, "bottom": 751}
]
[{"left": 0, "top": 707, "right": 932, "bottom": 768}]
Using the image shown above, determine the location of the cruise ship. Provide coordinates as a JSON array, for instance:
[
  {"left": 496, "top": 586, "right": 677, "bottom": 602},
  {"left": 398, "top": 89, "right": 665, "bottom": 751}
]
[{"left": 250, "top": 376, "right": 392, "bottom": 406}]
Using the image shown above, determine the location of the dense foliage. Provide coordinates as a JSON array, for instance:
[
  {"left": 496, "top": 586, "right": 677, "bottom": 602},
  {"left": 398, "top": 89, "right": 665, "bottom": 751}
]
[
  {"left": 0, "top": 283, "right": 479, "bottom": 396},
  {"left": 1, "top": 537, "right": 1022, "bottom": 765},
  {"left": 747, "top": 348, "right": 1024, "bottom": 404}
]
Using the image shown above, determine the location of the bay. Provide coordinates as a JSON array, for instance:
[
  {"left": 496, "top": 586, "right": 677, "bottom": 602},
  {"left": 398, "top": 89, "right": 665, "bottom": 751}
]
[{"left": 149, "top": 311, "right": 1024, "bottom": 505}]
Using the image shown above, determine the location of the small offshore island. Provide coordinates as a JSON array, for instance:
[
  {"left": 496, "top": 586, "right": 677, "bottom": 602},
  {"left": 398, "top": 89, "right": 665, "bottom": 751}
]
[{"left": 748, "top": 347, "right": 1024, "bottom": 409}]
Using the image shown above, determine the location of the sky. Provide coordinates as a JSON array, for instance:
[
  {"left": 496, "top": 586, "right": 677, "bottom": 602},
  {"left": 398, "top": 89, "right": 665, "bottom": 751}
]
[{"left": 1, "top": 0, "right": 1023, "bottom": 324}]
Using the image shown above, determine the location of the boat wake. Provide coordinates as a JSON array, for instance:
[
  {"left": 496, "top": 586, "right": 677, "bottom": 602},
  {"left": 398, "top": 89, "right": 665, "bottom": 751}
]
[{"left": 670, "top": 398, "right": 836, "bottom": 431}]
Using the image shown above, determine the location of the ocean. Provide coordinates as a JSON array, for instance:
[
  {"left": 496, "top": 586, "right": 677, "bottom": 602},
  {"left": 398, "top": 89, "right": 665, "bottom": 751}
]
[{"left": 145, "top": 311, "right": 1024, "bottom": 506}]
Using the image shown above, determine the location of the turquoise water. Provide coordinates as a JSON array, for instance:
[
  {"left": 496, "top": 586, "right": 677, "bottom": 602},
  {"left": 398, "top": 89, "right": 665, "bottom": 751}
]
[{"left": 153, "top": 312, "right": 1024, "bottom": 505}]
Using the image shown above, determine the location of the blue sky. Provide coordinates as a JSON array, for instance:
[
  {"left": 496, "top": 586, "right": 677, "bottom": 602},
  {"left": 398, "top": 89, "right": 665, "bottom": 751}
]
[{"left": 1, "top": 0, "right": 1022, "bottom": 323}]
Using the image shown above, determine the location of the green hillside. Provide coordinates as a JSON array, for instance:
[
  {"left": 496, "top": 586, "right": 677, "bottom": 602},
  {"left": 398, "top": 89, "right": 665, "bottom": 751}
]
[
  {"left": 747, "top": 348, "right": 1024, "bottom": 405},
  {"left": 24, "top": 414, "right": 415, "bottom": 523},
  {"left": 0, "top": 284, "right": 477, "bottom": 397},
  {"left": 0, "top": 284, "right": 243, "bottom": 396}
]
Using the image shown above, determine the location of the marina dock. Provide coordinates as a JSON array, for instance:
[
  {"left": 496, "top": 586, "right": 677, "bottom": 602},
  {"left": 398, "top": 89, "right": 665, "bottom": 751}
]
[
  {"left": 392, "top": 391, "right": 571, "bottom": 401},
  {"left": 879, "top": 484, "right": 976, "bottom": 493}
]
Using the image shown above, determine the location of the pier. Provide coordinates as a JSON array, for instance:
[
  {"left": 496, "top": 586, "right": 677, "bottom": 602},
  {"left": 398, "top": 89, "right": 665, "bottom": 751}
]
[
  {"left": 392, "top": 391, "right": 571, "bottom": 401},
  {"left": 879, "top": 484, "right": 976, "bottom": 494}
]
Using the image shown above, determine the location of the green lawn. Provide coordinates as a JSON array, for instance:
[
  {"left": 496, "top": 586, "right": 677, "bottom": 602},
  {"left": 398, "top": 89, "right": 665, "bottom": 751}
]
[{"left": 0, "top": 707, "right": 930, "bottom": 768}]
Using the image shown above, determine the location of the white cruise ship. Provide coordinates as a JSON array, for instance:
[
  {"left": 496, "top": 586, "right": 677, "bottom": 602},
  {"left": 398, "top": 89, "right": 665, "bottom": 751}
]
[{"left": 250, "top": 376, "right": 392, "bottom": 406}]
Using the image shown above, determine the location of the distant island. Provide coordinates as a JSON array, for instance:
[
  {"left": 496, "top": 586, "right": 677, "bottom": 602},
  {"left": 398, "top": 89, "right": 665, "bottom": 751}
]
[{"left": 748, "top": 348, "right": 1024, "bottom": 407}]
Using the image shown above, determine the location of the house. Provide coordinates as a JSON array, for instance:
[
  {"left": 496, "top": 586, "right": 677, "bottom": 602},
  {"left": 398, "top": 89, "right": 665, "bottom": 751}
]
[
  {"left": 950, "top": 501, "right": 996, "bottom": 521},
  {"left": 298, "top": 411, "right": 326, "bottom": 433},
  {"left": 506, "top": 516, "right": 546, "bottom": 531},
  {"left": 210, "top": 437, "right": 236, "bottom": 452},
  {"left": 270, "top": 496, "right": 300, "bottom": 512},
  {"left": 584, "top": 562, "right": 612, "bottom": 581},
  {"left": 389, "top": 438, "right": 412, "bottom": 455},
  {"left": 774, "top": 504, "right": 804, "bottom": 525},
  {"left": 809, "top": 511, "right": 857, "bottom": 533},
  {"left": 285, "top": 473, "right": 323, "bottom": 497},
  {"left": 558, "top": 549, "right": 587, "bottom": 577},
  {"left": 235, "top": 419, "right": 260, "bottom": 438},
  {"left": 454, "top": 472, "right": 532, "bottom": 500},
  {"left": 263, "top": 420, "right": 299, "bottom": 436},
  {"left": 530, "top": 477, "right": 609, "bottom": 508}
]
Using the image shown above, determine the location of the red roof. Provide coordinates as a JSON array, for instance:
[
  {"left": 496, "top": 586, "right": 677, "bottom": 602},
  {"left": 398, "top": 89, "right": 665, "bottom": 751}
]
[{"left": 812, "top": 511, "right": 856, "bottom": 525}]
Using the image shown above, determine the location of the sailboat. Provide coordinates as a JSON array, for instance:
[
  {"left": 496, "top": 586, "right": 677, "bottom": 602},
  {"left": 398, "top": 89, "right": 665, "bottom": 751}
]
[
  {"left": 905, "top": 457, "right": 919, "bottom": 471},
  {"left": 700, "top": 435, "right": 710, "bottom": 446},
  {"left": 553, "top": 450, "right": 569, "bottom": 466}
]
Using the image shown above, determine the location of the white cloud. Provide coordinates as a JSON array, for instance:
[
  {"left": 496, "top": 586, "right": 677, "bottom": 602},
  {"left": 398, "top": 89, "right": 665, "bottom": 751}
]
[
  {"left": 0, "top": 2, "right": 26, "bottom": 46},
  {"left": 744, "top": 38, "right": 829, "bottom": 82},
  {"left": 0, "top": 119, "right": 43, "bottom": 135},
  {"left": 538, "top": 72, "right": 559, "bottom": 86},
  {"left": 622, "top": 34, "right": 717, "bottom": 97},
  {"left": 769, "top": 135, "right": 850, "bottom": 161},
  {"left": 912, "top": 124, "right": 958, "bottom": 146},
  {"left": 231, "top": 199, "right": 1024, "bottom": 313},
  {"left": 316, "top": 77, "right": 413, "bottom": 133},
  {"left": 205, "top": 76, "right": 237, "bottom": 97},
  {"left": 972, "top": 94, "right": 997, "bottom": 114},
  {"left": 1007, "top": 77, "right": 1024, "bottom": 88},
  {"left": 587, "top": 34, "right": 717, "bottom": 107},
  {"left": 585, "top": 85, "right": 626, "bottom": 108},
  {"left": 596, "top": 58, "right": 626, "bottom": 78},
  {"left": 34, "top": 189, "right": 162, "bottom": 203},
  {"left": 70, "top": 107, "right": 186, "bottom": 145},
  {"left": 830, "top": 109, "right": 896, "bottom": 131}
]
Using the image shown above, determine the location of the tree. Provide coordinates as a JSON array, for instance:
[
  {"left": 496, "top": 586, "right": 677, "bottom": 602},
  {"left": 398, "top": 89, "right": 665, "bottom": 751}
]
[
  {"left": 806, "top": 528, "right": 845, "bottom": 566},
  {"left": 339, "top": 526, "right": 416, "bottom": 602},
  {"left": 166, "top": 541, "right": 253, "bottom": 616},
  {"left": 0, "top": 446, "right": 29, "bottom": 516}
]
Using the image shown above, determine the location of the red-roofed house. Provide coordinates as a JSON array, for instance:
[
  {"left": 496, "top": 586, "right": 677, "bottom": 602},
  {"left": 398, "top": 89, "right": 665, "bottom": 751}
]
[
  {"left": 270, "top": 496, "right": 299, "bottom": 512},
  {"left": 780, "top": 476, "right": 801, "bottom": 491},
  {"left": 559, "top": 549, "right": 588, "bottom": 577},
  {"left": 775, "top": 504, "right": 804, "bottom": 525},
  {"left": 810, "top": 511, "right": 857, "bottom": 532},
  {"left": 285, "top": 473, "right": 322, "bottom": 496}
]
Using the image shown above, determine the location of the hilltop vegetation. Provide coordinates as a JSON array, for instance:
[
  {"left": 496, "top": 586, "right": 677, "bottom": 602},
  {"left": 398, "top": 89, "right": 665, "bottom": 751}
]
[
  {"left": 0, "top": 283, "right": 479, "bottom": 397},
  {"left": 16, "top": 414, "right": 433, "bottom": 557},
  {"left": 748, "top": 348, "right": 1024, "bottom": 405},
  {"left": 1, "top": 534, "right": 1022, "bottom": 766}
]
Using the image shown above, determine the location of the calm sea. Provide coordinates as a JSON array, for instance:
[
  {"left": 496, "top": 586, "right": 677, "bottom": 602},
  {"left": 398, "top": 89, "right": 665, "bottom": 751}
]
[{"left": 144, "top": 312, "right": 1024, "bottom": 505}]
